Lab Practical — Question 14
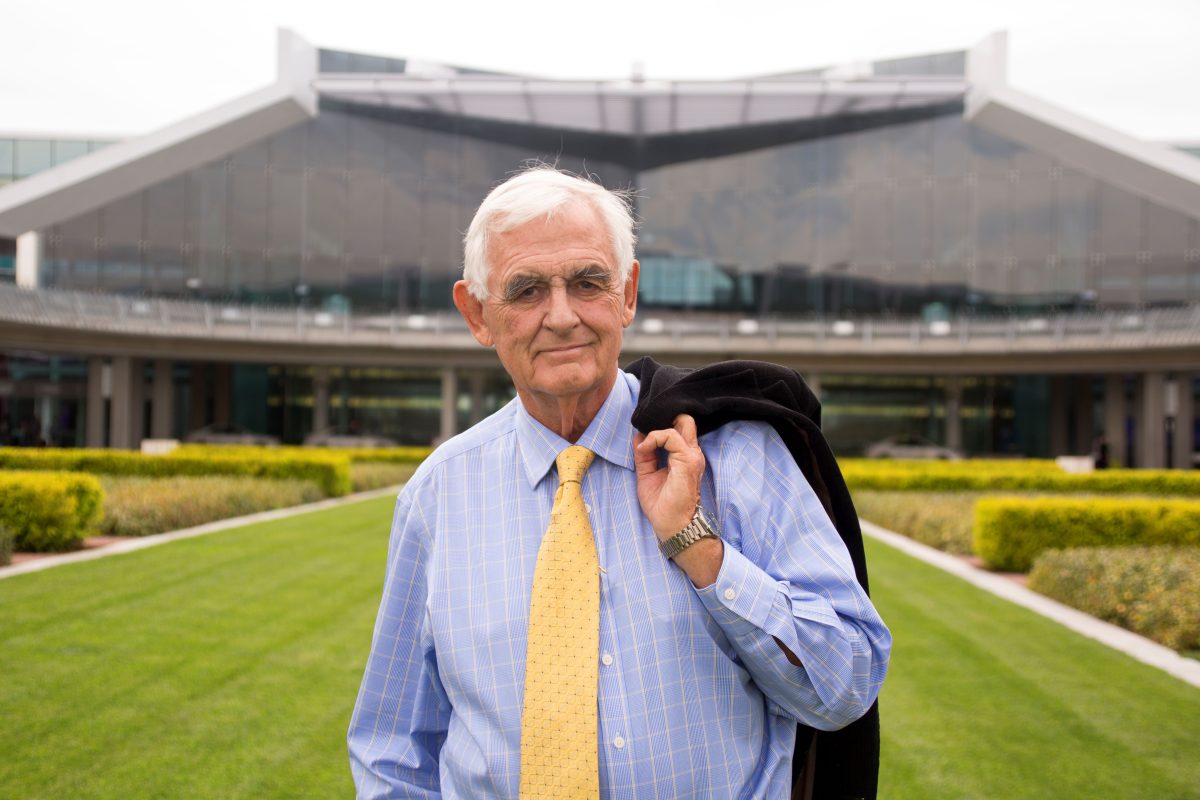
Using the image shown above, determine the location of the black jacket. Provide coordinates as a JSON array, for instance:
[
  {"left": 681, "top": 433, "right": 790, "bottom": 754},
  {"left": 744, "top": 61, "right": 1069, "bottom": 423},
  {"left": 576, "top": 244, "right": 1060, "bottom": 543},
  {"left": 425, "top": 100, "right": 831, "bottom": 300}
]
[{"left": 627, "top": 357, "right": 879, "bottom": 800}]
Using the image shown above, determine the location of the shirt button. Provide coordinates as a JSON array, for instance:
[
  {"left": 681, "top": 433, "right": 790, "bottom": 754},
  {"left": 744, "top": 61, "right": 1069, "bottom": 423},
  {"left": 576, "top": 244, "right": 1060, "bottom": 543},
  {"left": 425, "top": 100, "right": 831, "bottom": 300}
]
[
  {"left": 612, "top": 736, "right": 625, "bottom": 749},
  {"left": 601, "top": 653, "right": 613, "bottom": 666},
  {"left": 585, "top": 503, "right": 593, "bottom": 514},
  {"left": 723, "top": 588, "right": 737, "bottom": 601}
]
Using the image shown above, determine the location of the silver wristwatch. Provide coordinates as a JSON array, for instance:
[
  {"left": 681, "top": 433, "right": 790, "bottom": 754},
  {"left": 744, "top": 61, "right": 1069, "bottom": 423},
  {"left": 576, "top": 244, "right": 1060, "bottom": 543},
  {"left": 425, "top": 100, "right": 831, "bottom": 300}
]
[{"left": 659, "top": 505, "right": 721, "bottom": 560}]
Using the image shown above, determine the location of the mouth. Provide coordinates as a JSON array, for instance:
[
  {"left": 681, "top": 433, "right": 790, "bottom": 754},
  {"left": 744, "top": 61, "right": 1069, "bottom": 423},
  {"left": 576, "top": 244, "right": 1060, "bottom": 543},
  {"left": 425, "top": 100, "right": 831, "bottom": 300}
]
[{"left": 538, "top": 343, "right": 591, "bottom": 356}]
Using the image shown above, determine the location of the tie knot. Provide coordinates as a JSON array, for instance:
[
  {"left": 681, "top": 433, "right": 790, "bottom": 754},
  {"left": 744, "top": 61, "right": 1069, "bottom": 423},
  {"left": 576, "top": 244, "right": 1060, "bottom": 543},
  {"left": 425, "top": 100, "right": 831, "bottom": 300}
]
[{"left": 555, "top": 445, "right": 595, "bottom": 485}]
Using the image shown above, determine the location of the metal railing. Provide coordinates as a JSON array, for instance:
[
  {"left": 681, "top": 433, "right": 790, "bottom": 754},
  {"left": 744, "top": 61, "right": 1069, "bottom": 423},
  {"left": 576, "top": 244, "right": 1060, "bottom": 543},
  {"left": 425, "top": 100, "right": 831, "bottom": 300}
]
[{"left": 2, "top": 282, "right": 1199, "bottom": 353}]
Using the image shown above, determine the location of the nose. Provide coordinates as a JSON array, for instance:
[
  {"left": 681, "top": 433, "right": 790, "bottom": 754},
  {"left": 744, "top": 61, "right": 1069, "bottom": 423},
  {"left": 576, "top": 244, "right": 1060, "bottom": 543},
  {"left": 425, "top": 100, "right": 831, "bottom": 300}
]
[{"left": 542, "top": 283, "right": 580, "bottom": 333}]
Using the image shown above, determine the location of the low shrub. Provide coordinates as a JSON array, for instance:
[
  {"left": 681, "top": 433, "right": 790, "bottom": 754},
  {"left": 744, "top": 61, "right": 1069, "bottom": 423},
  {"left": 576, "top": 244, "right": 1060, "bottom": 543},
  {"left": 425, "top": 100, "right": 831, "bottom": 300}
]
[
  {"left": 841, "top": 459, "right": 1200, "bottom": 496},
  {"left": 0, "top": 447, "right": 351, "bottom": 497},
  {"left": 853, "top": 490, "right": 978, "bottom": 555},
  {"left": 98, "top": 476, "right": 324, "bottom": 537},
  {"left": 974, "top": 496, "right": 1200, "bottom": 571},
  {"left": 0, "top": 523, "right": 12, "bottom": 566},
  {"left": 349, "top": 463, "right": 419, "bottom": 493},
  {"left": 0, "top": 471, "right": 104, "bottom": 552},
  {"left": 172, "top": 444, "right": 432, "bottom": 465},
  {"left": 1028, "top": 546, "right": 1200, "bottom": 652}
]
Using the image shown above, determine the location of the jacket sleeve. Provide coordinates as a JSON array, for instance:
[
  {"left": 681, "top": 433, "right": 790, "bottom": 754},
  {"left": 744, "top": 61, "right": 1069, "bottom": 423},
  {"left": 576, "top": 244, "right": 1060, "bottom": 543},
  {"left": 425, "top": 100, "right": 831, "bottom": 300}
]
[
  {"left": 693, "top": 422, "right": 892, "bottom": 731},
  {"left": 348, "top": 491, "right": 449, "bottom": 798}
]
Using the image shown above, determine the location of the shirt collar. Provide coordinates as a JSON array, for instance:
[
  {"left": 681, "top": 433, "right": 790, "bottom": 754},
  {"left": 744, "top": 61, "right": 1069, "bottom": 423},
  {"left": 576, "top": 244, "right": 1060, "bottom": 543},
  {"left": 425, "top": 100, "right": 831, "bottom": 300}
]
[{"left": 515, "top": 371, "right": 637, "bottom": 488}]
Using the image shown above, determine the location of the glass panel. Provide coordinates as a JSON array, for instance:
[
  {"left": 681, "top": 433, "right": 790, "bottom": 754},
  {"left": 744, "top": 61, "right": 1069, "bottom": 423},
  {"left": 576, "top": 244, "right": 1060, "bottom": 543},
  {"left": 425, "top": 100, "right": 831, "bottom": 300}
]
[
  {"left": 893, "top": 186, "right": 929, "bottom": 265},
  {"left": 305, "top": 169, "right": 346, "bottom": 260},
  {"left": 384, "top": 177, "right": 423, "bottom": 265},
  {"left": 52, "top": 140, "right": 89, "bottom": 165},
  {"left": 1097, "top": 184, "right": 1141, "bottom": 257},
  {"left": 146, "top": 176, "right": 188, "bottom": 246},
  {"left": 349, "top": 115, "right": 389, "bottom": 173},
  {"left": 189, "top": 162, "right": 227, "bottom": 252},
  {"left": 269, "top": 124, "right": 307, "bottom": 171},
  {"left": 970, "top": 127, "right": 1019, "bottom": 178},
  {"left": 308, "top": 112, "right": 349, "bottom": 169},
  {"left": 933, "top": 183, "right": 970, "bottom": 266},
  {"left": 1057, "top": 172, "right": 1094, "bottom": 261},
  {"left": 1011, "top": 178, "right": 1054, "bottom": 260},
  {"left": 931, "top": 117, "right": 970, "bottom": 178},
  {"left": 346, "top": 175, "right": 385, "bottom": 260},
  {"left": 1144, "top": 202, "right": 1192, "bottom": 258},
  {"left": 892, "top": 121, "right": 932, "bottom": 182},
  {"left": 975, "top": 180, "right": 1010, "bottom": 260},
  {"left": 816, "top": 186, "right": 850, "bottom": 269},
  {"left": 230, "top": 138, "right": 269, "bottom": 169},
  {"left": 229, "top": 168, "right": 268, "bottom": 252},
  {"left": 0, "top": 139, "right": 13, "bottom": 177},
  {"left": 268, "top": 170, "right": 304, "bottom": 256},
  {"left": 99, "top": 191, "right": 143, "bottom": 248},
  {"left": 15, "top": 139, "right": 52, "bottom": 177},
  {"left": 853, "top": 190, "right": 888, "bottom": 267}
]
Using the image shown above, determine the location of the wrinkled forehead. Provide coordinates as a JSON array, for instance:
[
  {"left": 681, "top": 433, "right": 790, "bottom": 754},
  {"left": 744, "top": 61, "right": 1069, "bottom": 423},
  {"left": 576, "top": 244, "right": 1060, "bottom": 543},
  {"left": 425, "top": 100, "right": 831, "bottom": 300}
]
[{"left": 485, "top": 202, "right": 615, "bottom": 278}]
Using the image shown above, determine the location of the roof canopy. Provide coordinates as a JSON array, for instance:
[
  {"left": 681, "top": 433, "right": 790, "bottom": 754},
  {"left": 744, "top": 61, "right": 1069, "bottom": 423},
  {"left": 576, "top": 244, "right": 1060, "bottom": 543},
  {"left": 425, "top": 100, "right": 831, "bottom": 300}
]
[{"left": 311, "top": 74, "right": 969, "bottom": 137}]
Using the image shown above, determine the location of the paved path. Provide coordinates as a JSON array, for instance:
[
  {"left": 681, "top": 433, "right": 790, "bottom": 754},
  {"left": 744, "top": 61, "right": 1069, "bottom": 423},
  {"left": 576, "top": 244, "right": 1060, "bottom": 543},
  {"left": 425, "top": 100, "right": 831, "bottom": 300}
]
[{"left": 861, "top": 519, "right": 1200, "bottom": 689}]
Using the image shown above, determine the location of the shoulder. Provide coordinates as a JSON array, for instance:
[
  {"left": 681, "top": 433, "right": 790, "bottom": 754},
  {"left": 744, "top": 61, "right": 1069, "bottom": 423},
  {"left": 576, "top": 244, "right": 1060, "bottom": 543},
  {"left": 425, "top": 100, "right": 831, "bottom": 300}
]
[
  {"left": 401, "top": 399, "right": 521, "bottom": 494},
  {"left": 700, "top": 418, "right": 789, "bottom": 467}
]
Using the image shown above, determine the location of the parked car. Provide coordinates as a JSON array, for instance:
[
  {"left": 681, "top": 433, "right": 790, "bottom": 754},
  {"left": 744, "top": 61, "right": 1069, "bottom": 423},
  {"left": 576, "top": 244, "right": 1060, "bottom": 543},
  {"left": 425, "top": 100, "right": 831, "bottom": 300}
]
[
  {"left": 864, "top": 434, "right": 963, "bottom": 460},
  {"left": 184, "top": 424, "right": 280, "bottom": 447},
  {"left": 302, "top": 429, "right": 398, "bottom": 448}
]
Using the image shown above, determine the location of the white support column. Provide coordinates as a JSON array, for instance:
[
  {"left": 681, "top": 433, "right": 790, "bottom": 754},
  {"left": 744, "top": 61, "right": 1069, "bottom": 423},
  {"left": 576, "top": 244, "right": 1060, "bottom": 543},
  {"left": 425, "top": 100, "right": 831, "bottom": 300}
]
[
  {"left": 109, "top": 356, "right": 135, "bottom": 450},
  {"left": 86, "top": 356, "right": 106, "bottom": 448},
  {"left": 440, "top": 368, "right": 458, "bottom": 443},
  {"left": 1137, "top": 372, "right": 1167, "bottom": 469},
  {"left": 1103, "top": 375, "right": 1127, "bottom": 468},
  {"left": 15, "top": 231, "right": 41, "bottom": 288},
  {"left": 312, "top": 366, "right": 331, "bottom": 434},
  {"left": 945, "top": 377, "right": 963, "bottom": 453},
  {"left": 151, "top": 359, "right": 174, "bottom": 439},
  {"left": 468, "top": 371, "right": 486, "bottom": 426},
  {"left": 806, "top": 373, "right": 822, "bottom": 401},
  {"left": 1170, "top": 373, "right": 1195, "bottom": 471}
]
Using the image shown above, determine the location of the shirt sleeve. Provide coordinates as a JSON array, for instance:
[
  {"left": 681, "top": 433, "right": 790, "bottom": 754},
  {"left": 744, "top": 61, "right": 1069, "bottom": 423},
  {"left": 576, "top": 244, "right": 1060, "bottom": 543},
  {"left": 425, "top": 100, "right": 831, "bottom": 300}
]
[
  {"left": 348, "top": 490, "right": 449, "bottom": 799},
  {"left": 693, "top": 422, "right": 892, "bottom": 731}
]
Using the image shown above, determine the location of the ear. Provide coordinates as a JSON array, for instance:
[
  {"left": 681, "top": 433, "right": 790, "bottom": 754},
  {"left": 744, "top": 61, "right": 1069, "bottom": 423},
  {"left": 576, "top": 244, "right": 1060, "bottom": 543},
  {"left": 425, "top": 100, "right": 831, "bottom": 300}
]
[
  {"left": 621, "top": 260, "right": 640, "bottom": 328},
  {"left": 453, "top": 280, "right": 495, "bottom": 347}
]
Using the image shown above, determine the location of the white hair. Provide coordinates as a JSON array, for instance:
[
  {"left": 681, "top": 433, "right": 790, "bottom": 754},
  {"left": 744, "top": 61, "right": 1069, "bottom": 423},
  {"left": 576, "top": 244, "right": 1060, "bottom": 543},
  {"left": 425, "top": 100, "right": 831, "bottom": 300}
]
[{"left": 462, "top": 165, "right": 637, "bottom": 300}]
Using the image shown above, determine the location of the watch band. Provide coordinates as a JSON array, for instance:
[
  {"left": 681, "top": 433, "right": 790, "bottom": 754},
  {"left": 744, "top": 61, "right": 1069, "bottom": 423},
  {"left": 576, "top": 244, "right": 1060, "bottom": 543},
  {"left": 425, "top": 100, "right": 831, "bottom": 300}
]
[{"left": 659, "top": 505, "right": 720, "bottom": 560}]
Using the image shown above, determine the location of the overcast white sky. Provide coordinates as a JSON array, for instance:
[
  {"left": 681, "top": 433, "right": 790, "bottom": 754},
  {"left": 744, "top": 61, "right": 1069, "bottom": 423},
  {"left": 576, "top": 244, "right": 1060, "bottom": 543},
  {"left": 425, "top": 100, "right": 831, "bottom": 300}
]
[{"left": 1, "top": 0, "right": 1196, "bottom": 142}]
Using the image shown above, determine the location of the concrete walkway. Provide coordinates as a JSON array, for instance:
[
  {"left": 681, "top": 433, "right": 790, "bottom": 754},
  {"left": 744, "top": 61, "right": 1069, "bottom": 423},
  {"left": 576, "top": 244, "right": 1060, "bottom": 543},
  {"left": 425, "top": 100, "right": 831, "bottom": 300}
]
[
  {"left": 0, "top": 485, "right": 399, "bottom": 581},
  {"left": 861, "top": 519, "right": 1200, "bottom": 689}
]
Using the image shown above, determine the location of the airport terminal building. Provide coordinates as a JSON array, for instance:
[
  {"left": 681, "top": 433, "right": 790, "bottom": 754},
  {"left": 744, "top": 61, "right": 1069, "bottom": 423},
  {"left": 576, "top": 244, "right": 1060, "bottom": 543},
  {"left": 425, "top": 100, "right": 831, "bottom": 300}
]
[{"left": 0, "top": 31, "right": 1197, "bottom": 465}]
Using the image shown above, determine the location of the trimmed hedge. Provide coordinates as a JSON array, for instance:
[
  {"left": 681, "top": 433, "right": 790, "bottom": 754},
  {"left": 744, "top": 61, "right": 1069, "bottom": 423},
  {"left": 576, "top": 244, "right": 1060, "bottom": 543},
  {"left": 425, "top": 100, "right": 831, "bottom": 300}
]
[
  {"left": 0, "top": 523, "right": 11, "bottom": 566},
  {"left": 99, "top": 476, "right": 324, "bottom": 537},
  {"left": 0, "top": 447, "right": 351, "bottom": 497},
  {"left": 840, "top": 459, "right": 1200, "bottom": 496},
  {"left": 1029, "top": 546, "right": 1200, "bottom": 652},
  {"left": 0, "top": 471, "right": 104, "bottom": 552},
  {"left": 854, "top": 490, "right": 978, "bottom": 555},
  {"left": 172, "top": 443, "right": 433, "bottom": 465},
  {"left": 973, "top": 496, "right": 1200, "bottom": 571}
]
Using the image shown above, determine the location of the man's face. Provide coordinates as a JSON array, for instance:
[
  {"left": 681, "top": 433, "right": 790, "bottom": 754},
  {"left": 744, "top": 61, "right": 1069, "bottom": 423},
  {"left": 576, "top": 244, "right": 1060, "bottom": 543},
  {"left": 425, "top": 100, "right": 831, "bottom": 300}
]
[{"left": 454, "top": 201, "right": 638, "bottom": 415}]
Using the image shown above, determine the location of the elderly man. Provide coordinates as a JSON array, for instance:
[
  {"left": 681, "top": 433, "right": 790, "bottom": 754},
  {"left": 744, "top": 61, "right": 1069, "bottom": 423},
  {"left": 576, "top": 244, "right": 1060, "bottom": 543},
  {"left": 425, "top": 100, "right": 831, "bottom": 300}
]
[{"left": 348, "top": 167, "right": 891, "bottom": 799}]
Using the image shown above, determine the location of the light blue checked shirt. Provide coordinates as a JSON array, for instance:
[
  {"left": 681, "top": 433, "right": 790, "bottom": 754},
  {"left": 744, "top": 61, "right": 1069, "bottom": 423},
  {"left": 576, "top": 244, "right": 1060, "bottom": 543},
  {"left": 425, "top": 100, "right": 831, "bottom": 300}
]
[{"left": 349, "top": 370, "right": 890, "bottom": 799}]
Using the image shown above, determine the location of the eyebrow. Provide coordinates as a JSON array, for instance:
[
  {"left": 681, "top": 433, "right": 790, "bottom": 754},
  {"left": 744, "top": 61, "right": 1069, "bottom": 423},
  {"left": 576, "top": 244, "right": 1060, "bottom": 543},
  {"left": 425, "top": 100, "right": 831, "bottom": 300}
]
[{"left": 499, "top": 265, "right": 614, "bottom": 301}]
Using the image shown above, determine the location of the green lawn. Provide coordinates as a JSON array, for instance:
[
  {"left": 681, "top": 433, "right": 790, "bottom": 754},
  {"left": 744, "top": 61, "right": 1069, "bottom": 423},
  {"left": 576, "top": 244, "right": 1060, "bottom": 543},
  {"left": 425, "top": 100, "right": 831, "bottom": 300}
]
[{"left": 0, "top": 496, "right": 1197, "bottom": 799}]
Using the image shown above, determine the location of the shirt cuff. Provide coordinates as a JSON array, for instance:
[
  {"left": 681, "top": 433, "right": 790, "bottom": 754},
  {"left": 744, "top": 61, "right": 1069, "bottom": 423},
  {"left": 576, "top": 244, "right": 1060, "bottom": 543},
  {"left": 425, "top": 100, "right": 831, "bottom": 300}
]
[{"left": 695, "top": 543, "right": 778, "bottom": 634}]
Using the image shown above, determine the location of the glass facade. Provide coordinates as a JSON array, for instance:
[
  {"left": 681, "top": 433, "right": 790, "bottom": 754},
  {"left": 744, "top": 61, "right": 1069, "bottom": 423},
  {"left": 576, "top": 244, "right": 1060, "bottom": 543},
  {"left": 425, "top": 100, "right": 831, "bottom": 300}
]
[
  {"left": 0, "top": 352, "right": 89, "bottom": 447},
  {"left": 36, "top": 109, "right": 1200, "bottom": 315}
]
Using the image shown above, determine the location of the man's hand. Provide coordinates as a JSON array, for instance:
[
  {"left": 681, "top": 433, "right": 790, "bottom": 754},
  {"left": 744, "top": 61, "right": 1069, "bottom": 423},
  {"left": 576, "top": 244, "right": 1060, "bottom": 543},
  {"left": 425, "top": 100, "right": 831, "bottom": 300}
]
[{"left": 634, "top": 414, "right": 723, "bottom": 587}]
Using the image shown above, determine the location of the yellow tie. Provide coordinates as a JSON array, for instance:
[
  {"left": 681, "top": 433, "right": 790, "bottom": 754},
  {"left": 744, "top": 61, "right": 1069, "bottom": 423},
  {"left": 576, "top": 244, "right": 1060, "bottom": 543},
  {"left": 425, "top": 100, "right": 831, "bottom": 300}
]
[{"left": 519, "top": 445, "right": 600, "bottom": 800}]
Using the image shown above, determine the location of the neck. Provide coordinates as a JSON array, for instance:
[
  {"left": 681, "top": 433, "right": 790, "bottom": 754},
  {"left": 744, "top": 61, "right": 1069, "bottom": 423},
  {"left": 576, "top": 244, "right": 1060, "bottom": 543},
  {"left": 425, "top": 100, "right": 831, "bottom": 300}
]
[{"left": 520, "top": 374, "right": 617, "bottom": 443}]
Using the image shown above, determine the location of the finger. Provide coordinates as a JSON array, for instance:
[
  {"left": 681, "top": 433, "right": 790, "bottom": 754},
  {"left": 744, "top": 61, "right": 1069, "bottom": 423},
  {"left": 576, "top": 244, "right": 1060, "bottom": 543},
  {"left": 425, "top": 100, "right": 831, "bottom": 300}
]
[{"left": 672, "top": 414, "right": 698, "bottom": 446}]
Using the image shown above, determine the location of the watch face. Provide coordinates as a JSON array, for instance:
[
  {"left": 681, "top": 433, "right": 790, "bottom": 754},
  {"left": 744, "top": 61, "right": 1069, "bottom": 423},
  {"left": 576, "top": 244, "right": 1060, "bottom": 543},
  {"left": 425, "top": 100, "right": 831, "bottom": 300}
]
[{"left": 696, "top": 506, "right": 720, "bottom": 537}]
